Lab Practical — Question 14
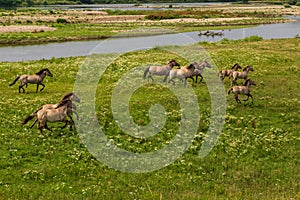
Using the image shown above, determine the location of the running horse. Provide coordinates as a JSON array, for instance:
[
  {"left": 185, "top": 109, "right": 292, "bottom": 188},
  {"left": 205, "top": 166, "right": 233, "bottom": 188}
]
[
  {"left": 21, "top": 92, "right": 80, "bottom": 130},
  {"left": 9, "top": 68, "right": 53, "bottom": 93},
  {"left": 36, "top": 99, "right": 73, "bottom": 134},
  {"left": 228, "top": 79, "right": 256, "bottom": 104},
  {"left": 143, "top": 60, "right": 180, "bottom": 82},
  {"left": 187, "top": 60, "right": 211, "bottom": 83},
  {"left": 231, "top": 65, "right": 254, "bottom": 86},
  {"left": 219, "top": 63, "right": 242, "bottom": 81},
  {"left": 169, "top": 63, "right": 196, "bottom": 85}
]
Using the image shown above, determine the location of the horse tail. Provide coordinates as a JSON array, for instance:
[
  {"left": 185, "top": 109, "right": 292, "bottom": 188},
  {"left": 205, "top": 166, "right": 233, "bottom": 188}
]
[
  {"left": 9, "top": 76, "right": 20, "bottom": 86},
  {"left": 21, "top": 106, "right": 43, "bottom": 125},
  {"left": 143, "top": 66, "right": 150, "bottom": 79},
  {"left": 21, "top": 115, "right": 35, "bottom": 125}
]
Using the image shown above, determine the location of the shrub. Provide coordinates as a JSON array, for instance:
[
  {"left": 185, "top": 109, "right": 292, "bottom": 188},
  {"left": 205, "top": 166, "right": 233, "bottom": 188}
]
[
  {"left": 242, "top": 35, "right": 263, "bottom": 42},
  {"left": 56, "top": 18, "right": 68, "bottom": 23}
]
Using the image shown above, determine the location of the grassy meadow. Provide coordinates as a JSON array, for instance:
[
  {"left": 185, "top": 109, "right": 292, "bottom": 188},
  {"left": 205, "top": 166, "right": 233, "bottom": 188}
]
[{"left": 0, "top": 38, "right": 299, "bottom": 199}]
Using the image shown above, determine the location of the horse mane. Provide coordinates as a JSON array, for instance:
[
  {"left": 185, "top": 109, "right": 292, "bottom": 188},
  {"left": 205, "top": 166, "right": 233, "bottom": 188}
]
[
  {"left": 56, "top": 99, "right": 71, "bottom": 108},
  {"left": 243, "top": 65, "right": 252, "bottom": 71},
  {"left": 244, "top": 79, "right": 251, "bottom": 86},
  {"left": 61, "top": 92, "right": 74, "bottom": 101},
  {"left": 187, "top": 63, "right": 195, "bottom": 69},
  {"left": 231, "top": 63, "right": 239, "bottom": 69},
  {"left": 36, "top": 68, "right": 49, "bottom": 75}
]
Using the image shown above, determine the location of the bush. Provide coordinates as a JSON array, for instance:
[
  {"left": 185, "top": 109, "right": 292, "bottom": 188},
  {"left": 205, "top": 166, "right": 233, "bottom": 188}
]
[
  {"left": 56, "top": 18, "right": 68, "bottom": 23},
  {"left": 242, "top": 35, "right": 263, "bottom": 42}
]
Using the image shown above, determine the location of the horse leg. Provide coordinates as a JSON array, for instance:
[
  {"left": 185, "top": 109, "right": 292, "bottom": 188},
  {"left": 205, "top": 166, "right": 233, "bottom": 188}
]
[
  {"left": 38, "top": 122, "right": 44, "bottom": 134},
  {"left": 198, "top": 74, "right": 203, "bottom": 83},
  {"left": 234, "top": 93, "right": 241, "bottom": 104},
  {"left": 44, "top": 123, "right": 53, "bottom": 132},
  {"left": 39, "top": 83, "right": 45, "bottom": 92},
  {"left": 169, "top": 78, "right": 175, "bottom": 85},
  {"left": 248, "top": 94, "right": 254, "bottom": 104},
  {"left": 67, "top": 114, "right": 75, "bottom": 130},
  {"left": 162, "top": 74, "right": 169, "bottom": 82},
  {"left": 147, "top": 73, "right": 154, "bottom": 82},
  {"left": 61, "top": 120, "right": 69, "bottom": 129},
  {"left": 19, "top": 83, "right": 25, "bottom": 93}
]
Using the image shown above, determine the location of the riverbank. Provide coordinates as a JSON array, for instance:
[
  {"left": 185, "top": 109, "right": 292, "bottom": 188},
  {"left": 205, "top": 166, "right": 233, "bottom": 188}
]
[{"left": 0, "top": 4, "right": 299, "bottom": 46}]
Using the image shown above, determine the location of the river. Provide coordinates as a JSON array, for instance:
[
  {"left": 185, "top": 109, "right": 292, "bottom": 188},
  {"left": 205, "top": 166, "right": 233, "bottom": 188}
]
[{"left": 1, "top": 16, "right": 299, "bottom": 62}]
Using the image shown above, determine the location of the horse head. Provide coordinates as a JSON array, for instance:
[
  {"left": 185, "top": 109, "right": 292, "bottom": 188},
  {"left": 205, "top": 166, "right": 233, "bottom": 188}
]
[
  {"left": 62, "top": 92, "right": 81, "bottom": 103},
  {"left": 45, "top": 68, "right": 53, "bottom": 77},
  {"left": 244, "top": 66, "right": 254, "bottom": 72},
  {"left": 199, "top": 60, "right": 211, "bottom": 69},
  {"left": 168, "top": 60, "right": 180, "bottom": 67}
]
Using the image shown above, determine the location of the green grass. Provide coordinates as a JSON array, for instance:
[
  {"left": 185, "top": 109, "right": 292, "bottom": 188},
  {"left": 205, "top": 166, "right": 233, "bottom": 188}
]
[{"left": 0, "top": 38, "right": 299, "bottom": 199}]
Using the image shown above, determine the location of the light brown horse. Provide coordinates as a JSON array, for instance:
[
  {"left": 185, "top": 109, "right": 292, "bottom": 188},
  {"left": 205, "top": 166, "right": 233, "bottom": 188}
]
[
  {"left": 21, "top": 92, "right": 80, "bottom": 129},
  {"left": 9, "top": 68, "right": 53, "bottom": 93},
  {"left": 169, "top": 63, "right": 196, "bottom": 85},
  {"left": 37, "top": 99, "right": 73, "bottom": 134},
  {"left": 228, "top": 79, "right": 256, "bottom": 104},
  {"left": 231, "top": 65, "right": 254, "bottom": 85},
  {"left": 219, "top": 63, "right": 242, "bottom": 81},
  {"left": 143, "top": 60, "right": 180, "bottom": 82}
]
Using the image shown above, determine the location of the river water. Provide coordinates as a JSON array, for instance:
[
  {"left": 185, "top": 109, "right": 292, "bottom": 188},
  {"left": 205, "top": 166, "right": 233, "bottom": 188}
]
[{"left": 1, "top": 16, "right": 299, "bottom": 62}]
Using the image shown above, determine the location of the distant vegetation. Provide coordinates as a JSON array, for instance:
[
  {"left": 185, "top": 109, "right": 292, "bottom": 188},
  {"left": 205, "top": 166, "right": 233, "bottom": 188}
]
[
  {"left": 1, "top": 0, "right": 300, "bottom": 8},
  {"left": 0, "top": 0, "right": 237, "bottom": 7}
]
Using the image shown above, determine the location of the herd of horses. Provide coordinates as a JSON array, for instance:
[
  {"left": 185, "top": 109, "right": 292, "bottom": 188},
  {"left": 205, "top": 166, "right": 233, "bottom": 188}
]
[
  {"left": 9, "top": 60, "right": 255, "bottom": 133},
  {"left": 143, "top": 60, "right": 256, "bottom": 104},
  {"left": 9, "top": 68, "right": 80, "bottom": 134}
]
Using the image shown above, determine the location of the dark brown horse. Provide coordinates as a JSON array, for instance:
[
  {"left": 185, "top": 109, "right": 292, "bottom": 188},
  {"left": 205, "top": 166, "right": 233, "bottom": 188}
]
[
  {"left": 228, "top": 79, "right": 256, "bottom": 104},
  {"left": 9, "top": 68, "right": 53, "bottom": 93}
]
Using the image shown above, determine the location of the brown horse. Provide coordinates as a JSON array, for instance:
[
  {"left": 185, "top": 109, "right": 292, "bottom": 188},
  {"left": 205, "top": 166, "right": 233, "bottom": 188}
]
[
  {"left": 228, "top": 79, "right": 256, "bottom": 104},
  {"left": 36, "top": 99, "right": 73, "bottom": 134},
  {"left": 21, "top": 92, "right": 80, "bottom": 129},
  {"left": 188, "top": 60, "right": 211, "bottom": 83},
  {"left": 169, "top": 63, "right": 196, "bottom": 85},
  {"left": 219, "top": 63, "right": 242, "bottom": 81},
  {"left": 231, "top": 65, "right": 254, "bottom": 85},
  {"left": 9, "top": 68, "right": 53, "bottom": 93},
  {"left": 143, "top": 60, "right": 180, "bottom": 82}
]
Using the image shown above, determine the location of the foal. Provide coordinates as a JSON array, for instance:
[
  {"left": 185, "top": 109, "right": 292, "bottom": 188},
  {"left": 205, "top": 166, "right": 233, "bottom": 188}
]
[
  {"left": 143, "top": 60, "right": 180, "bottom": 82},
  {"left": 9, "top": 68, "right": 53, "bottom": 93},
  {"left": 228, "top": 79, "right": 256, "bottom": 104},
  {"left": 219, "top": 63, "right": 242, "bottom": 81},
  {"left": 231, "top": 65, "right": 254, "bottom": 85},
  {"left": 37, "top": 99, "right": 73, "bottom": 134}
]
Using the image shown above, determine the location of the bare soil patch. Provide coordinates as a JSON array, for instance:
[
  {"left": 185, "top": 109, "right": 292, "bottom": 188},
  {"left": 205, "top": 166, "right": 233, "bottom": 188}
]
[{"left": 0, "top": 25, "right": 56, "bottom": 33}]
